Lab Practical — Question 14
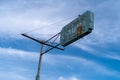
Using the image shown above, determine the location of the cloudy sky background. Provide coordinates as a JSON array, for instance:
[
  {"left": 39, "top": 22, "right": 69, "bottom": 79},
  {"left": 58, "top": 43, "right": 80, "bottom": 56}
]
[{"left": 0, "top": 0, "right": 120, "bottom": 80}]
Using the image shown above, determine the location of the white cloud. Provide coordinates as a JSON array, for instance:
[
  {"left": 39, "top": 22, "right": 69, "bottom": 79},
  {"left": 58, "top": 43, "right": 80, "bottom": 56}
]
[
  {"left": 93, "top": 1, "right": 120, "bottom": 44},
  {"left": 73, "top": 41, "right": 120, "bottom": 62},
  {"left": 73, "top": 42, "right": 97, "bottom": 54},
  {"left": 0, "top": 65, "right": 34, "bottom": 80},
  {"left": 0, "top": 0, "right": 67, "bottom": 38},
  {"left": 0, "top": 0, "right": 92, "bottom": 39},
  {"left": 0, "top": 47, "right": 118, "bottom": 75},
  {"left": 0, "top": 47, "right": 120, "bottom": 79},
  {"left": 0, "top": 0, "right": 120, "bottom": 45},
  {"left": 72, "top": 0, "right": 120, "bottom": 60},
  {"left": 71, "top": 0, "right": 120, "bottom": 48},
  {"left": 104, "top": 53, "right": 120, "bottom": 61},
  {"left": 58, "top": 76, "right": 79, "bottom": 80},
  {"left": 0, "top": 72, "right": 30, "bottom": 80},
  {"left": 0, "top": 47, "right": 39, "bottom": 61},
  {"left": 43, "top": 54, "right": 119, "bottom": 77},
  {"left": 0, "top": 1, "right": 120, "bottom": 79}
]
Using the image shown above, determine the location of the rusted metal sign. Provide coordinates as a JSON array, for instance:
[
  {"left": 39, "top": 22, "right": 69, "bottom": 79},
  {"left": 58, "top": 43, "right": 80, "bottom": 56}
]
[{"left": 60, "top": 11, "right": 94, "bottom": 47}]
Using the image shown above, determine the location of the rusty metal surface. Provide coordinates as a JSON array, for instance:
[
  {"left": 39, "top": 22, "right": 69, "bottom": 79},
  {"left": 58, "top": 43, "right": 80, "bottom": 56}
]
[{"left": 60, "top": 11, "right": 94, "bottom": 47}]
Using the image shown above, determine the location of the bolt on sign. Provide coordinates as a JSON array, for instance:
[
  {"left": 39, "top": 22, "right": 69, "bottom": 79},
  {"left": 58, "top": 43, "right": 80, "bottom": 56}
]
[{"left": 60, "top": 11, "right": 94, "bottom": 47}]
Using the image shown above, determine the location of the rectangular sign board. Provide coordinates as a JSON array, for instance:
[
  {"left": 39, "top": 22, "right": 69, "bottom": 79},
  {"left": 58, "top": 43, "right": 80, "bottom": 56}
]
[{"left": 60, "top": 11, "right": 94, "bottom": 47}]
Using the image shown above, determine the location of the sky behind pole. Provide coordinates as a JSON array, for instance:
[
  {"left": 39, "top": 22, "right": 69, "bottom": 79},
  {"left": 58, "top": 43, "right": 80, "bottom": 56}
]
[{"left": 0, "top": 0, "right": 120, "bottom": 80}]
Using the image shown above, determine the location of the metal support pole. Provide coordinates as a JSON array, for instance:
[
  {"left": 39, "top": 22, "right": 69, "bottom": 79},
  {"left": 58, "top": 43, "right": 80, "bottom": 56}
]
[
  {"left": 36, "top": 44, "right": 44, "bottom": 80},
  {"left": 21, "top": 33, "right": 64, "bottom": 80}
]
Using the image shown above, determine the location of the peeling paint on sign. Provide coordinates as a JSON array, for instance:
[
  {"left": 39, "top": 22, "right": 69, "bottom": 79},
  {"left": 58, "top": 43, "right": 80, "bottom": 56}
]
[{"left": 60, "top": 11, "right": 94, "bottom": 47}]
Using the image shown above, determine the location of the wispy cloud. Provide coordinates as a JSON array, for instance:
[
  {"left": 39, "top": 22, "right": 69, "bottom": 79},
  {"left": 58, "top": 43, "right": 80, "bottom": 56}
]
[
  {"left": 71, "top": 0, "right": 120, "bottom": 48},
  {"left": 104, "top": 53, "right": 120, "bottom": 61},
  {"left": 91, "top": 0, "right": 120, "bottom": 44},
  {"left": 71, "top": 0, "right": 120, "bottom": 64},
  {"left": 73, "top": 42, "right": 120, "bottom": 61},
  {"left": 1, "top": 0, "right": 120, "bottom": 80},
  {"left": 0, "top": 47, "right": 38, "bottom": 61},
  {"left": 0, "top": 0, "right": 66, "bottom": 38},
  {"left": 0, "top": 0, "right": 120, "bottom": 44},
  {"left": 0, "top": 71, "right": 30, "bottom": 80},
  {"left": 73, "top": 42, "right": 97, "bottom": 54},
  {"left": 42, "top": 54, "right": 120, "bottom": 80},
  {"left": 58, "top": 76, "right": 79, "bottom": 80},
  {"left": 0, "top": 47, "right": 120, "bottom": 79},
  {"left": 0, "top": 0, "right": 92, "bottom": 39}
]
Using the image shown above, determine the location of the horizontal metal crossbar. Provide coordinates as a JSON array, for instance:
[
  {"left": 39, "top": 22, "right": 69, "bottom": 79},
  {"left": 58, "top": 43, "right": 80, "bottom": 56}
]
[{"left": 21, "top": 34, "right": 64, "bottom": 50}]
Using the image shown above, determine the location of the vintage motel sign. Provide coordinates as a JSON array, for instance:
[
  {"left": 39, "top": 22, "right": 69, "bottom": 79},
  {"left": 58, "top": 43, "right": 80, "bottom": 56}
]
[{"left": 60, "top": 11, "right": 94, "bottom": 47}]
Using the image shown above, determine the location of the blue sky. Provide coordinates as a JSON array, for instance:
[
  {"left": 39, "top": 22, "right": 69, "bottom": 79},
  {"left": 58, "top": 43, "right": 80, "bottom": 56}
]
[{"left": 0, "top": 0, "right": 120, "bottom": 80}]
